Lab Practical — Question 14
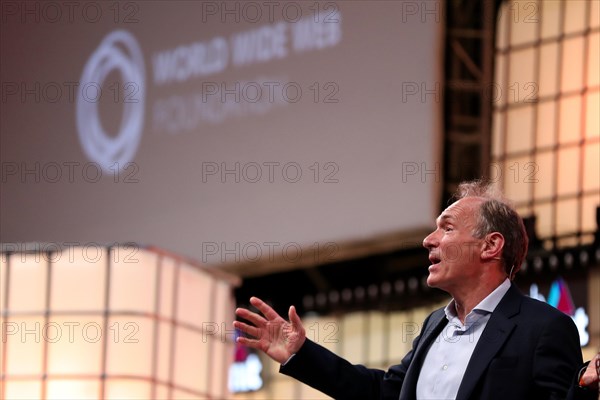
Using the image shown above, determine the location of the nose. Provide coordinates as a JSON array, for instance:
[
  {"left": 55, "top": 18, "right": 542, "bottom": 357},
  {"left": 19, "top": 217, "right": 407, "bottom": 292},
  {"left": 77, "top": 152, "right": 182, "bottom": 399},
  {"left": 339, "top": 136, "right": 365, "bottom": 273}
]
[{"left": 423, "top": 229, "right": 439, "bottom": 250}]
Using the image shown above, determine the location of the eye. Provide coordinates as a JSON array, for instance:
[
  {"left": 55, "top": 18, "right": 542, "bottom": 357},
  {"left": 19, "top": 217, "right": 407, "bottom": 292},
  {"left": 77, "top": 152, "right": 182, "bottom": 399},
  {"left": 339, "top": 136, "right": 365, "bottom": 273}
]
[{"left": 444, "top": 226, "right": 454, "bottom": 232}]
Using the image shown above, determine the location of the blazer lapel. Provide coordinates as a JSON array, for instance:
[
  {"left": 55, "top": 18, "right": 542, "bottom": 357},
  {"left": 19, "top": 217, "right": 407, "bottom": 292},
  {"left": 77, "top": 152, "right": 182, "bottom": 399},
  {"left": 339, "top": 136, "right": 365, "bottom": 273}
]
[
  {"left": 399, "top": 309, "right": 448, "bottom": 400},
  {"left": 454, "top": 284, "right": 522, "bottom": 400}
]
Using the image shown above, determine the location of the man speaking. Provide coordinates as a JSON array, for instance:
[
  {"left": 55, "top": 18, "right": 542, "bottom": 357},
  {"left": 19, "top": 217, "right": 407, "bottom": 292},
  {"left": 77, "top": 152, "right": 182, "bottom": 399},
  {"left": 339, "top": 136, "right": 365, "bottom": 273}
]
[{"left": 234, "top": 181, "right": 599, "bottom": 399}]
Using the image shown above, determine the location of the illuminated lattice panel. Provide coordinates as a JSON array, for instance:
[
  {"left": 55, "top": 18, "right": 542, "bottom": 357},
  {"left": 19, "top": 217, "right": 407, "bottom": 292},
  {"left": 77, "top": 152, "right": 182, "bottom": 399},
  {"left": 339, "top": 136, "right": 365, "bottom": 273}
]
[
  {"left": 492, "top": 0, "right": 600, "bottom": 247},
  {"left": 0, "top": 245, "right": 238, "bottom": 400}
]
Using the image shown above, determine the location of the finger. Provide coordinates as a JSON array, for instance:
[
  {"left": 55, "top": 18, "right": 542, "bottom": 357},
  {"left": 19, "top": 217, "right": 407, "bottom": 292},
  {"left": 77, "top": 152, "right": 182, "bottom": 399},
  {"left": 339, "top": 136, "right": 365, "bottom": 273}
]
[
  {"left": 250, "top": 296, "right": 281, "bottom": 321},
  {"left": 288, "top": 305, "right": 303, "bottom": 329},
  {"left": 233, "top": 320, "right": 260, "bottom": 338},
  {"left": 236, "top": 336, "right": 262, "bottom": 351},
  {"left": 236, "top": 307, "right": 268, "bottom": 327}
]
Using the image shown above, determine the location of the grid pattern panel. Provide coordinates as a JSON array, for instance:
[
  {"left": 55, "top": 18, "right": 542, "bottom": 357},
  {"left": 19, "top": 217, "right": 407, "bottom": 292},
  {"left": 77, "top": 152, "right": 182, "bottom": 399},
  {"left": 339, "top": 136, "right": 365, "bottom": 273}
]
[
  {"left": 492, "top": 0, "right": 600, "bottom": 248},
  {"left": 0, "top": 247, "right": 236, "bottom": 400}
]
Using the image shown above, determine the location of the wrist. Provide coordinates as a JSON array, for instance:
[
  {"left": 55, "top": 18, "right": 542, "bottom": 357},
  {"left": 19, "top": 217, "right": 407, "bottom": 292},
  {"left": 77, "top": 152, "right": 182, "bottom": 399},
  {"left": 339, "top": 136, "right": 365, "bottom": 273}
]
[
  {"left": 578, "top": 365, "right": 588, "bottom": 387},
  {"left": 281, "top": 353, "right": 296, "bottom": 366}
]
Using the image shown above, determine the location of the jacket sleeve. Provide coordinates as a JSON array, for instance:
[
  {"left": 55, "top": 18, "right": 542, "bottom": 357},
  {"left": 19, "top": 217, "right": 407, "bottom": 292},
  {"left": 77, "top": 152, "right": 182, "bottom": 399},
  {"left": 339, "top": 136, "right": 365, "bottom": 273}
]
[
  {"left": 278, "top": 312, "right": 440, "bottom": 400},
  {"left": 279, "top": 338, "right": 412, "bottom": 400},
  {"left": 532, "top": 310, "right": 587, "bottom": 400}
]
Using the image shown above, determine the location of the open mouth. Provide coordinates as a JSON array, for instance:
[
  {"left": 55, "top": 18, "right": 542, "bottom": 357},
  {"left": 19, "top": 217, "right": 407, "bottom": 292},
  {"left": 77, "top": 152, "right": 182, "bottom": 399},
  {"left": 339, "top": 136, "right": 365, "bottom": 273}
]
[{"left": 429, "top": 254, "right": 441, "bottom": 265}]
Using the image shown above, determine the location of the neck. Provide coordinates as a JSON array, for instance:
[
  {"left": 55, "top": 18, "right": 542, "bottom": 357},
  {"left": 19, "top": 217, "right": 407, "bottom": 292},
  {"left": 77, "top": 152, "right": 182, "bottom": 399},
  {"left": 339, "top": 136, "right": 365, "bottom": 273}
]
[{"left": 451, "top": 276, "right": 507, "bottom": 323}]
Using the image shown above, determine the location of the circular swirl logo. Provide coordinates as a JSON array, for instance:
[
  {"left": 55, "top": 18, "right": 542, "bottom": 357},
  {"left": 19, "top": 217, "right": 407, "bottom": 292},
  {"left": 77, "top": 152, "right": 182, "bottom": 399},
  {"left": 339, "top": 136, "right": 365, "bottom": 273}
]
[{"left": 76, "top": 30, "right": 145, "bottom": 173}]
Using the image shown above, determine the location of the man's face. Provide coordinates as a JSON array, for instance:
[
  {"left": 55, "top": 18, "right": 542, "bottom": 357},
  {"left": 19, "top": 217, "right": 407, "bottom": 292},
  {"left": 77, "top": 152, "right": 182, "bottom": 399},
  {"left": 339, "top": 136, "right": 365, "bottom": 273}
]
[{"left": 423, "top": 197, "right": 486, "bottom": 292}]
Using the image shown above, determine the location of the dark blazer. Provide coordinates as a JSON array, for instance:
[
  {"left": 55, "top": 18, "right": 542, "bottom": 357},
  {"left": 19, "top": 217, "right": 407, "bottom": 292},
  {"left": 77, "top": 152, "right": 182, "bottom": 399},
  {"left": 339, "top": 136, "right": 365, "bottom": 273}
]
[{"left": 280, "top": 284, "right": 594, "bottom": 400}]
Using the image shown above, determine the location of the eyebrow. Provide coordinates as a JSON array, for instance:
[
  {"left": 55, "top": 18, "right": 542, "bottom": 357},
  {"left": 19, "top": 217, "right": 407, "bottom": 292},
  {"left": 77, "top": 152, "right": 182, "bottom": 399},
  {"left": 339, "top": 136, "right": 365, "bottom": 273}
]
[{"left": 436, "top": 214, "right": 455, "bottom": 225}]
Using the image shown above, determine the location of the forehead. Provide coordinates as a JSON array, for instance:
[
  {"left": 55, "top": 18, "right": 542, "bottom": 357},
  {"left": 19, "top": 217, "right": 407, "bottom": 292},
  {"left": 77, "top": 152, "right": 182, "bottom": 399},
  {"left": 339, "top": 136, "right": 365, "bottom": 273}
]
[{"left": 436, "top": 197, "right": 484, "bottom": 224}]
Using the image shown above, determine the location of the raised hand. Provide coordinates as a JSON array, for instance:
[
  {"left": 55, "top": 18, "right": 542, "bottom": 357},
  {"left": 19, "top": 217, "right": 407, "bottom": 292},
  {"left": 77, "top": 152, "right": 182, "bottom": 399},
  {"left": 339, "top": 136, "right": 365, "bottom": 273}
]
[
  {"left": 579, "top": 352, "right": 600, "bottom": 389},
  {"left": 234, "top": 296, "right": 306, "bottom": 364}
]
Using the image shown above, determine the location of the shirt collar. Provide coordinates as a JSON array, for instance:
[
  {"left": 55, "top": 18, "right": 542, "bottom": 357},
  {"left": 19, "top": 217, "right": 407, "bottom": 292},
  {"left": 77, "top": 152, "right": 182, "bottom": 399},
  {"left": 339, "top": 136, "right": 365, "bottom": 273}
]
[{"left": 445, "top": 278, "right": 512, "bottom": 321}]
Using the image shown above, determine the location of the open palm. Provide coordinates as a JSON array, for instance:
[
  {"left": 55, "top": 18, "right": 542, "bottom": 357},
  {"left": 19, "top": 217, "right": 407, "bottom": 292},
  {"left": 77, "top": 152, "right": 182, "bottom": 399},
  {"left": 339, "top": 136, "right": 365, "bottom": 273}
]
[{"left": 234, "top": 297, "right": 306, "bottom": 364}]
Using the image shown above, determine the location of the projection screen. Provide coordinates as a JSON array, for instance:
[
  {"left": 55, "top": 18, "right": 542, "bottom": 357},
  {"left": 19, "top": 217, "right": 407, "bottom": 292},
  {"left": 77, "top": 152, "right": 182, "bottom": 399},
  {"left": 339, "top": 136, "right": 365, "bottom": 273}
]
[{"left": 1, "top": 1, "right": 443, "bottom": 275}]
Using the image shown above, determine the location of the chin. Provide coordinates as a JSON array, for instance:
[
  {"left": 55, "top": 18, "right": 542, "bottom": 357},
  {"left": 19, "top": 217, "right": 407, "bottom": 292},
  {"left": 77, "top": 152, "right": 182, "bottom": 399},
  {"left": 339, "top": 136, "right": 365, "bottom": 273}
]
[
  {"left": 426, "top": 275, "right": 439, "bottom": 288},
  {"left": 427, "top": 275, "right": 450, "bottom": 292}
]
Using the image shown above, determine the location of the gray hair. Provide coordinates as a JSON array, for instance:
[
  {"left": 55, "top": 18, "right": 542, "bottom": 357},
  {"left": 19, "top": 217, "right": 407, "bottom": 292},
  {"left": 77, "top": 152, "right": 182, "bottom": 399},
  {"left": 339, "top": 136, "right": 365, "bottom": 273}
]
[{"left": 455, "top": 180, "right": 528, "bottom": 279}]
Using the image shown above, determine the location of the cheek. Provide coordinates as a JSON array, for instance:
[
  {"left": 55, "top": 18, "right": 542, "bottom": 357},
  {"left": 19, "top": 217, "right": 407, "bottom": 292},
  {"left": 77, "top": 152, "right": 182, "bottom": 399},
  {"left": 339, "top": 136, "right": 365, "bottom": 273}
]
[{"left": 441, "top": 244, "right": 462, "bottom": 262}]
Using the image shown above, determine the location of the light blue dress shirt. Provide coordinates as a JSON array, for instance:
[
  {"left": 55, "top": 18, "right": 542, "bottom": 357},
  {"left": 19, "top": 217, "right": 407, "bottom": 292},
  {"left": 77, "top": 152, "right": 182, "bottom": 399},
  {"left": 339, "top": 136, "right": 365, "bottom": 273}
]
[{"left": 415, "top": 278, "right": 512, "bottom": 400}]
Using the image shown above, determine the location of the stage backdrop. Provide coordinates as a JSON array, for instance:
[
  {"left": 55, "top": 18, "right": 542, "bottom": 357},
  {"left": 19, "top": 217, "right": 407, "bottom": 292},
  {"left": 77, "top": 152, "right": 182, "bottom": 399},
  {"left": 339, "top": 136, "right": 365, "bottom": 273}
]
[{"left": 1, "top": 1, "right": 442, "bottom": 275}]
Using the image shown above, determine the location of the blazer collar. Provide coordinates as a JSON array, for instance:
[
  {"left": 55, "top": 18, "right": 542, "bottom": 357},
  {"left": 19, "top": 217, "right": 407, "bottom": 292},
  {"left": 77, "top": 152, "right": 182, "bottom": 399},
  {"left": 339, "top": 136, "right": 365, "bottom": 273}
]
[
  {"left": 399, "top": 308, "right": 448, "bottom": 400},
  {"left": 454, "top": 283, "right": 523, "bottom": 400}
]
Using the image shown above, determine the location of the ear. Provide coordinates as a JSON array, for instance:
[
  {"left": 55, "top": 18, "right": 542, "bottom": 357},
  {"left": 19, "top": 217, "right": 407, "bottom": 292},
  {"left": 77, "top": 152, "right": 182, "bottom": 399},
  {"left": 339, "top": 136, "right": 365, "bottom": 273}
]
[{"left": 481, "top": 232, "right": 505, "bottom": 262}]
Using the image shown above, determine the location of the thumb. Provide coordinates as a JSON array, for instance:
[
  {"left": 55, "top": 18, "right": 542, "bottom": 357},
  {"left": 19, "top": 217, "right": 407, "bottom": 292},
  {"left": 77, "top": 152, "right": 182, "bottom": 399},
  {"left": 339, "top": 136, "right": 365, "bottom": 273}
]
[
  {"left": 287, "top": 305, "right": 306, "bottom": 352},
  {"left": 288, "top": 305, "right": 302, "bottom": 329}
]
